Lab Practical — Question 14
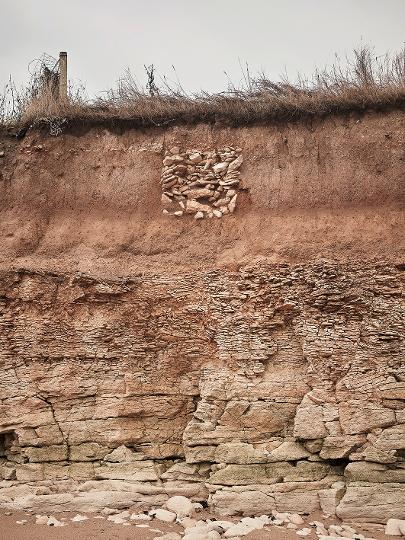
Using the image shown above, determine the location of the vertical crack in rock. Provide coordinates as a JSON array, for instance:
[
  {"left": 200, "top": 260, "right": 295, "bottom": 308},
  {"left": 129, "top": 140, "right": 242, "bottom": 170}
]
[{"left": 35, "top": 394, "right": 70, "bottom": 460}]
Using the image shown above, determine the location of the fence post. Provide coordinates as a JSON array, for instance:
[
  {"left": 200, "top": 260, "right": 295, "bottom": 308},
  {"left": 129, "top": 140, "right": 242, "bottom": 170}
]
[{"left": 59, "top": 52, "right": 68, "bottom": 101}]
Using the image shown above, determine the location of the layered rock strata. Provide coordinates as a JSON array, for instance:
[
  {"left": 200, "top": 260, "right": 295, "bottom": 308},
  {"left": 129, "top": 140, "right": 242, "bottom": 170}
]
[{"left": 0, "top": 262, "right": 404, "bottom": 521}]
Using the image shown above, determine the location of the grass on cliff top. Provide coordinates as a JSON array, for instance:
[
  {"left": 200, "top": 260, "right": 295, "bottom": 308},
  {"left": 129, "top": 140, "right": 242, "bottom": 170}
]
[{"left": 1, "top": 47, "right": 405, "bottom": 131}]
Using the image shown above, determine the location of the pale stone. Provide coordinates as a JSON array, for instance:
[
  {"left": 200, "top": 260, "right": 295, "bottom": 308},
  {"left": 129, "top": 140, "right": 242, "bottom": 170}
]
[
  {"left": 35, "top": 515, "right": 49, "bottom": 524},
  {"left": 186, "top": 189, "right": 213, "bottom": 199},
  {"left": 108, "top": 516, "right": 126, "bottom": 524},
  {"left": 274, "top": 489, "right": 321, "bottom": 514},
  {"left": 345, "top": 462, "right": 405, "bottom": 483},
  {"left": 228, "top": 155, "right": 243, "bottom": 172},
  {"left": 101, "top": 507, "right": 117, "bottom": 515},
  {"left": 194, "top": 211, "right": 204, "bottom": 220},
  {"left": 183, "top": 524, "right": 209, "bottom": 537},
  {"left": 47, "top": 515, "right": 65, "bottom": 527},
  {"left": 188, "top": 153, "right": 202, "bottom": 164},
  {"left": 385, "top": 518, "right": 405, "bottom": 535},
  {"left": 223, "top": 522, "right": 255, "bottom": 537},
  {"left": 16, "top": 464, "right": 44, "bottom": 482},
  {"left": 179, "top": 517, "right": 198, "bottom": 528},
  {"left": 207, "top": 520, "right": 235, "bottom": 532},
  {"left": 351, "top": 444, "right": 397, "bottom": 464},
  {"left": 183, "top": 534, "right": 208, "bottom": 540},
  {"left": 210, "top": 489, "right": 276, "bottom": 516},
  {"left": 272, "top": 511, "right": 289, "bottom": 521},
  {"left": 149, "top": 508, "right": 177, "bottom": 522},
  {"left": 337, "top": 483, "right": 405, "bottom": 522},
  {"left": 161, "top": 194, "right": 173, "bottom": 206},
  {"left": 186, "top": 200, "right": 212, "bottom": 214},
  {"left": 208, "top": 463, "right": 292, "bottom": 485},
  {"left": 288, "top": 513, "right": 305, "bottom": 524},
  {"left": 283, "top": 460, "right": 338, "bottom": 482},
  {"left": 240, "top": 516, "right": 266, "bottom": 528},
  {"left": 108, "top": 510, "right": 130, "bottom": 524},
  {"left": 165, "top": 495, "right": 194, "bottom": 518},
  {"left": 318, "top": 484, "right": 346, "bottom": 516},
  {"left": 328, "top": 524, "right": 344, "bottom": 535},
  {"left": 296, "top": 528, "right": 312, "bottom": 536},
  {"left": 228, "top": 194, "right": 238, "bottom": 213},
  {"left": 71, "top": 514, "right": 88, "bottom": 522},
  {"left": 213, "top": 162, "right": 228, "bottom": 173},
  {"left": 131, "top": 513, "right": 152, "bottom": 520}
]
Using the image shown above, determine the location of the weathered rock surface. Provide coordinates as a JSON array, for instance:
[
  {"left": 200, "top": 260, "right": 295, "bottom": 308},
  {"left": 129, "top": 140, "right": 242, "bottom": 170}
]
[{"left": 0, "top": 261, "right": 403, "bottom": 521}]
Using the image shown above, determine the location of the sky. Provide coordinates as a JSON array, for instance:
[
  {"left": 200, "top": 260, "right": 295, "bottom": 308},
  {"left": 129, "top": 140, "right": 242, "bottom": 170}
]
[{"left": 1, "top": 0, "right": 404, "bottom": 98}]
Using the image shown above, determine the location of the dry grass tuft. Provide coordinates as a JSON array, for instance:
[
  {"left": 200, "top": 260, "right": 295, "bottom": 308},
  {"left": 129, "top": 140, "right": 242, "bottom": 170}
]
[{"left": 1, "top": 47, "right": 405, "bottom": 131}]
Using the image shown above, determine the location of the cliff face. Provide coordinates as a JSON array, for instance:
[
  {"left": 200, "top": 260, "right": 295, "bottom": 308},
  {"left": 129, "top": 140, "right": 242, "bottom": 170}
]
[{"left": 0, "top": 111, "right": 404, "bottom": 521}]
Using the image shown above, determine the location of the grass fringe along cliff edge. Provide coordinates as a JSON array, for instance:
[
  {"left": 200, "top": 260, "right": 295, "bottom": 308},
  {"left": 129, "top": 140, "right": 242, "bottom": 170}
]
[{"left": 1, "top": 47, "right": 405, "bottom": 132}]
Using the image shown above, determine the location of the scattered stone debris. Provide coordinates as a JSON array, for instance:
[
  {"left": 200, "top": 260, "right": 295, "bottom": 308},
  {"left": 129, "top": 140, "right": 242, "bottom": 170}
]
[
  {"left": 160, "top": 147, "right": 242, "bottom": 219},
  {"left": 3, "top": 504, "right": 386, "bottom": 539}
]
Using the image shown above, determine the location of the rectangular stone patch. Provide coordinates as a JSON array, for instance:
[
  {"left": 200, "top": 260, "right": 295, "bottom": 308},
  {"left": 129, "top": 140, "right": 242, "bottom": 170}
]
[{"left": 160, "top": 147, "right": 242, "bottom": 218}]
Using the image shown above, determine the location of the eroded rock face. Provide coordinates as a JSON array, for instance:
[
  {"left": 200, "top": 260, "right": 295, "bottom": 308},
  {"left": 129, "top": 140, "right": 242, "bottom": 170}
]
[{"left": 0, "top": 261, "right": 403, "bottom": 522}]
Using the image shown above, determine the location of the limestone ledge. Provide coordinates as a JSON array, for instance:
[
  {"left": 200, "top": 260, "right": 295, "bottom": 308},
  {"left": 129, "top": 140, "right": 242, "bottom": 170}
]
[{"left": 0, "top": 261, "right": 404, "bottom": 522}]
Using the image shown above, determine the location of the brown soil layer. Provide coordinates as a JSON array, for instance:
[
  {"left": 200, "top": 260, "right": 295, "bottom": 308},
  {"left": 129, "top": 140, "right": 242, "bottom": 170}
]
[{"left": 0, "top": 111, "right": 404, "bottom": 275}]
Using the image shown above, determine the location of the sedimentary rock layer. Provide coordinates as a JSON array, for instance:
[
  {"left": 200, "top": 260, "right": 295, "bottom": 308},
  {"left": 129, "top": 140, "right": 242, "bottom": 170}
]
[{"left": 0, "top": 262, "right": 404, "bottom": 520}]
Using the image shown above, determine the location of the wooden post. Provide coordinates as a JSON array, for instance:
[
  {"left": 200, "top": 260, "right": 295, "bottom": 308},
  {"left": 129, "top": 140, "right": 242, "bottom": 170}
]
[{"left": 59, "top": 52, "right": 68, "bottom": 101}]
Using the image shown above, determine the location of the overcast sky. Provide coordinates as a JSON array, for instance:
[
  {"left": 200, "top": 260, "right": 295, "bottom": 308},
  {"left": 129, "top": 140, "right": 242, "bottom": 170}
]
[{"left": 1, "top": 0, "right": 404, "bottom": 98}]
